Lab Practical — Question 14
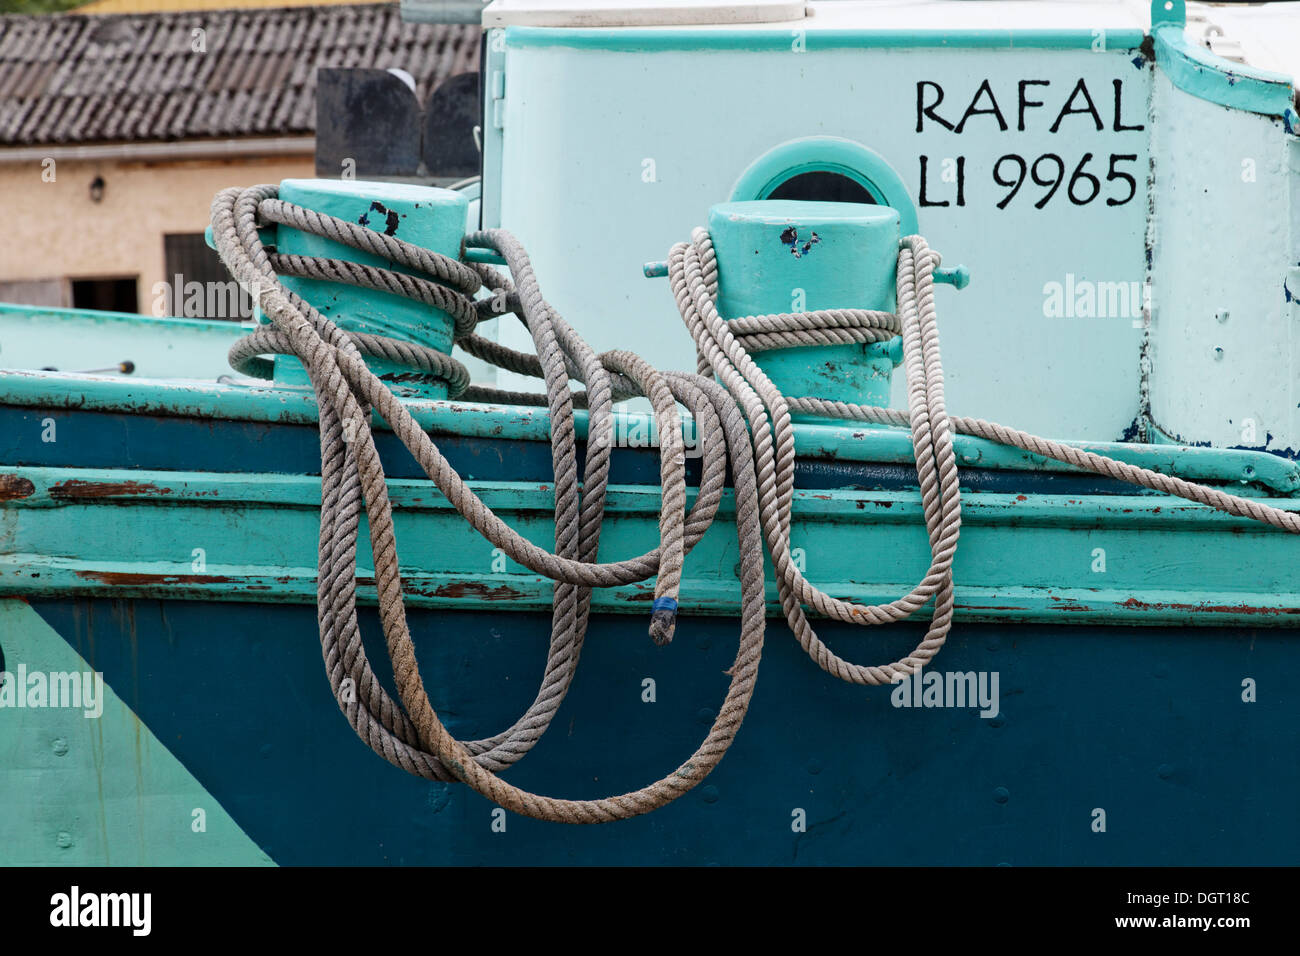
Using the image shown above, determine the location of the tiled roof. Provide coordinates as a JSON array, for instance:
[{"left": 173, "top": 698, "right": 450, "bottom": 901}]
[
  {"left": 0, "top": 4, "right": 479, "bottom": 145},
  {"left": 76, "top": 1, "right": 394, "bottom": 13}
]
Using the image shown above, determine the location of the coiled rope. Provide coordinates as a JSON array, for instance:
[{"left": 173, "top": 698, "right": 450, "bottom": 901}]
[{"left": 211, "top": 185, "right": 1300, "bottom": 823}]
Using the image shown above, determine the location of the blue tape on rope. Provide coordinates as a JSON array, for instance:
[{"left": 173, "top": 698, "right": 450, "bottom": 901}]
[{"left": 651, "top": 596, "right": 678, "bottom": 615}]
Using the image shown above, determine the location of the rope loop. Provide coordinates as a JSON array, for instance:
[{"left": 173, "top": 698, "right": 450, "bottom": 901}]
[{"left": 210, "top": 185, "right": 1300, "bottom": 822}]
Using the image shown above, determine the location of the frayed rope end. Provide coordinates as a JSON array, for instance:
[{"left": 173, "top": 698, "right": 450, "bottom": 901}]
[{"left": 648, "top": 596, "right": 679, "bottom": 646}]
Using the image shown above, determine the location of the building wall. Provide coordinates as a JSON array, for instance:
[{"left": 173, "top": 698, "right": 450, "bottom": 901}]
[{"left": 0, "top": 152, "right": 315, "bottom": 314}]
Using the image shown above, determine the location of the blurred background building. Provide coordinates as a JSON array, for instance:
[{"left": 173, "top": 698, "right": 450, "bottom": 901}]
[{"left": 0, "top": 2, "right": 480, "bottom": 316}]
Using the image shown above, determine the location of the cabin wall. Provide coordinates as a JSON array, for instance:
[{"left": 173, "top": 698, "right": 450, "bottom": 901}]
[
  {"left": 486, "top": 30, "right": 1152, "bottom": 441},
  {"left": 1146, "top": 70, "right": 1299, "bottom": 456}
]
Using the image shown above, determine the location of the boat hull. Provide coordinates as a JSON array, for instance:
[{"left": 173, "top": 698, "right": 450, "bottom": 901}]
[{"left": 3, "top": 593, "right": 1296, "bottom": 865}]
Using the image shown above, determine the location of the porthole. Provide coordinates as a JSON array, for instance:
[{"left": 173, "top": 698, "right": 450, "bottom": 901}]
[
  {"left": 731, "top": 136, "right": 918, "bottom": 235},
  {"left": 765, "top": 170, "right": 878, "bottom": 204}
]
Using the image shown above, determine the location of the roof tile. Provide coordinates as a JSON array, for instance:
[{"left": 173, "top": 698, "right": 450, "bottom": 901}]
[{"left": 0, "top": 3, "right": 478, "bottom": 145}]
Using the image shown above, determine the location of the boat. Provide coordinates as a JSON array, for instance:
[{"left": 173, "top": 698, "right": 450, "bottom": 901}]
[{"left": 2, "top": 0, "right": 1300, "bottom": 866}]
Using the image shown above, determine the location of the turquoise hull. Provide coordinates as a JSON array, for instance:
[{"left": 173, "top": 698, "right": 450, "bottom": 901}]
[{"left": 1, "top": 390, "right": 1298, "bottom": 864}]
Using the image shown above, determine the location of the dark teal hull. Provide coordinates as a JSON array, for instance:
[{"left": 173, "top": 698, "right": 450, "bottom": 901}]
[{"left": 15, "top": 596, "right": 1296, "bottom": 865}]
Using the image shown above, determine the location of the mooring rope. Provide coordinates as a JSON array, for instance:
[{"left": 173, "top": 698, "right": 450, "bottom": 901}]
[{"left": 211, "top": 184, "right": 1300, "bottom": 822}]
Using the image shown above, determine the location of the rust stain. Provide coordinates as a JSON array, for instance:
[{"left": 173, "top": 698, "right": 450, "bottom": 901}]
[
  {"left": 426, "top": 581, "right": 526, "bottom": 601},
  {"left": 75, "top": 570, "right": 236, "bottom": 585},
  {"left": 51, "top": 480, "right": 172, "bottom": 500},
  {"left": 0, "top": 474, "right": 36, "bottom": 500},
  {"left": 1118, "top": 597, "right": 1293, "bottom": 616},
  {"left": 1045, "top": 594, "right": 1094, "bottom": 612}
]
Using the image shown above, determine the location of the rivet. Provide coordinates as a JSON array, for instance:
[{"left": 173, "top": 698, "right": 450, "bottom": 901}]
[
  {"left": 1215, "top": 309, "right": 1229, "bottom": 323},
  {"left": 994, "top": 786, "right": 1010, "bottom": 804},
  {"left": 696, "top": 707, "right": 714, "bottom": 725},
  {"left": 56, "top": 831, "right": 73, "bottom": 849},
  {"left": 806, "top": 758, "right": 823, "bottom": 776},
  {"left": 52, "top": 737, "right": 69, "bottom": 756},
  {"left": 1158, "top": 763, "right": 1174, "bottom": 779},
  {"left": 1212, "top": 346, "right": 1225, "bottom": 361},
  {"left": 700, "top": 785, "right": 720, "bottom": 804}
]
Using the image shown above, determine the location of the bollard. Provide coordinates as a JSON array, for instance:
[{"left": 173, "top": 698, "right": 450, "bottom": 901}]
[
  {"left": 269, "top": 179, "right": 468, "bottom": 398},
  {"left": 706, "top": 200, "right": 902, "bottom": 421}
]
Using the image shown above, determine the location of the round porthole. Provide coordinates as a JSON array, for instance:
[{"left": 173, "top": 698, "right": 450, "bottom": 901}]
[
  {"left": 731, "top": 136, "right": 918, "bottom": 236},
  {"left": 766, "top": 170, "right": 878, "bottom": 204}
]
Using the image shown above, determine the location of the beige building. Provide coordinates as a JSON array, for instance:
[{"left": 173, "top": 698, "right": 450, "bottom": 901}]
[
  {"left": 0, "top": 4, "right": 478, "bottom": 316},
  {"left": 1, "top": 147, "right": 314, "bottom": 315}
]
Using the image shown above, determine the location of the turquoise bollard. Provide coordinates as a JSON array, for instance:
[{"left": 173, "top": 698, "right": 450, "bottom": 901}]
[
  {"left": 270, "top": 179, "right": 468, "bottom": 399},
  {"left": 706, "top": 200, "right": 902, "bottom": 421}
]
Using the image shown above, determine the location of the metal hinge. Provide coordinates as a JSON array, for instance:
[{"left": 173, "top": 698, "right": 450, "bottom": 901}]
[{"left": 490, "top": 69, "right": 506, "bottom": 130}]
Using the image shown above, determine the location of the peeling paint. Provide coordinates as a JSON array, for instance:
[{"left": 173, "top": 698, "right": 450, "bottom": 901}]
[
  {"left": 779, "top": 226, "right": 821, "bottom": 259},
  {"left": 358, "top": 200, "right": 401, "bottom": 237}
]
